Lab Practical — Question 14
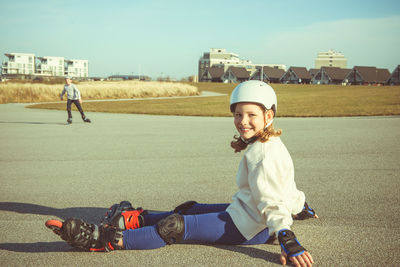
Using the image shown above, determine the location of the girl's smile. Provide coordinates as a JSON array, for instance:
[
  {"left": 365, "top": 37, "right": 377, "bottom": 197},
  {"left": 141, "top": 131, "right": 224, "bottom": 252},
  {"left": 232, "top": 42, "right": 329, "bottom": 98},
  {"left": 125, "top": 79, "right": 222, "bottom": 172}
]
[{"left": 234, "top": 103, "right": 267, "bottom": 140}]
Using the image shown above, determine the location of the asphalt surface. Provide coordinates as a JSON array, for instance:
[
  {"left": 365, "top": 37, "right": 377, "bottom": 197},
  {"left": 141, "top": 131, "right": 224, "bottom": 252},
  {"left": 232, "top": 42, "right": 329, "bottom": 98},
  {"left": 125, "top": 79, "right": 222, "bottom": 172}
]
[{"left": 0, "top": 103, "right": 399, "bottom": 266}]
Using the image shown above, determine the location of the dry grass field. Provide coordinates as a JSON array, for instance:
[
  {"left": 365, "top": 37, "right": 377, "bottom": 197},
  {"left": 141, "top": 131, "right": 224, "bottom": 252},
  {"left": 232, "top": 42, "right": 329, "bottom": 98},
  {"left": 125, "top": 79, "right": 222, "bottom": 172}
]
[
  {"left": 27, "top": 83, "right": 400, "bottom": 117},
  {"left": 0, "top": 80, "right": 199, "bottom": 104}
]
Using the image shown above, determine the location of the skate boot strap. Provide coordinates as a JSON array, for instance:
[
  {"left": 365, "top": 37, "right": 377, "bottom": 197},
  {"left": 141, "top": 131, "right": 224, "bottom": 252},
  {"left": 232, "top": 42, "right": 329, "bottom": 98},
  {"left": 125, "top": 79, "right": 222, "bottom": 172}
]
[
  {"left": 61, "top": 218, "right": 103, "bottom": 251},
  {"left": 101, "top": 201, "right": 145, "bottom": 230},
  {"left": 119, "top": 209, "right": 145, "bottom": 230}
]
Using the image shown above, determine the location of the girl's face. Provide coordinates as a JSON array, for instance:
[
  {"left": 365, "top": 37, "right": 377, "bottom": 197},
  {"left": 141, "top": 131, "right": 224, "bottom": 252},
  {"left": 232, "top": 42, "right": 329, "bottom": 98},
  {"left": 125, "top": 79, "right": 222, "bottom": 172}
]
[{"left": 234, "top": 103, "right": 268, "bottom": 140}]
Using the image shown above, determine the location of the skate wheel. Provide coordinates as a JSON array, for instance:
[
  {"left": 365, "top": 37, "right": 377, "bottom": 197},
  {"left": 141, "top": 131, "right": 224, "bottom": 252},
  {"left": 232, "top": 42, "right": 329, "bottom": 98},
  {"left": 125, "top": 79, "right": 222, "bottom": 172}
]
[{"left": 45, "top": 219, "right": 63, "bottom": 231}]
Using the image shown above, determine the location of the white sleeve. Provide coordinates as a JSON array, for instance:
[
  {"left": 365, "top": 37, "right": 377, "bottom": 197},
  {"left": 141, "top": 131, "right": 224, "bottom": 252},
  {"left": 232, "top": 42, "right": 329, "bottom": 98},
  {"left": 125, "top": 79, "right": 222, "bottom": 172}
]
[{"left": 247, "top": 153, "right": 294, "bottom": 235}]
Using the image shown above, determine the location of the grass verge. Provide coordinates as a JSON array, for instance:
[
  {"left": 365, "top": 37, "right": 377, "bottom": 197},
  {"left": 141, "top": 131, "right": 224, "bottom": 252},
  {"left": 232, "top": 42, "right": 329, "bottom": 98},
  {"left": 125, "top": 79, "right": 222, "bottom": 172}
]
[
  {"left": 27, "top": 83, "right": 400, "bottom": 117},
  {"left": 0, "top": 80, "right": 199, "bottom": 103}
]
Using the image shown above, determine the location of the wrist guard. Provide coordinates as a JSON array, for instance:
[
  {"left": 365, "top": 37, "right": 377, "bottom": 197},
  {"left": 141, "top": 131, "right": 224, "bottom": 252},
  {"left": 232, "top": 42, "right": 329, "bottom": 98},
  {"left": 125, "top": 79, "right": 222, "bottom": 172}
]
[
  {"left": 99, "top": 226, "right": 123, "bottom": 252},
  {"left": 278, "top": 229, "right": 306, "bottom": 257},
  {"left": 294, "top": 202, "right": 316, "bottom": 220}
]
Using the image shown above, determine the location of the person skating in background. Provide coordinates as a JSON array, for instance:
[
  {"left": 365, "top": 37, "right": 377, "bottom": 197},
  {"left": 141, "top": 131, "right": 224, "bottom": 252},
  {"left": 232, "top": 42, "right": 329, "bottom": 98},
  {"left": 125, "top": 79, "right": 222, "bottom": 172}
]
[{"left": 60, "top": 77, "right": 91, "bottom": 124}]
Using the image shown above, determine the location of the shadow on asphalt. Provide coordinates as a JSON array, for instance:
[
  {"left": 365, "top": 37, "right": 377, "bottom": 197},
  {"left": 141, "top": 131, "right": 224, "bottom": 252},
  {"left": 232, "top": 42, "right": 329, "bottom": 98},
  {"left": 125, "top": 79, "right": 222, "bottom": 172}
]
[
  {"left": 0, "top": 202, "right": 107, "bottom": 223},
  {"left": 0, "top": 202, "right": 281, "bottom": 263},
  {"left": 0, "top": 121, "right": 66, "bottom": 125},
  {"left": 0, "top": 241, "right": 72, "bottom": 253},
  {"left": 212, "top": 244, "right": 281, "bottom": 264}
]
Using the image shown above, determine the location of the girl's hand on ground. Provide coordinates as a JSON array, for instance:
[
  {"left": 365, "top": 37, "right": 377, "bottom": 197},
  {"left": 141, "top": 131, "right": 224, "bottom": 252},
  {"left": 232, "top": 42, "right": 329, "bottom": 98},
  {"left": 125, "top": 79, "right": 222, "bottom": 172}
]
[
  {"left": 280, "top": 250, "right": 314, "bottom": 267},
  {"left": 292, "top": 213, "right": 319, "bottom": 219}
]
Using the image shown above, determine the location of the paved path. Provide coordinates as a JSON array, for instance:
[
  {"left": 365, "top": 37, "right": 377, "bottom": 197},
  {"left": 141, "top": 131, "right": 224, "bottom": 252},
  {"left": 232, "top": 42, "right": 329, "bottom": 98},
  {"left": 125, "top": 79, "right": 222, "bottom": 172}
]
[{"left": 0, "top": 104, "right": 399, "bottom": 266}]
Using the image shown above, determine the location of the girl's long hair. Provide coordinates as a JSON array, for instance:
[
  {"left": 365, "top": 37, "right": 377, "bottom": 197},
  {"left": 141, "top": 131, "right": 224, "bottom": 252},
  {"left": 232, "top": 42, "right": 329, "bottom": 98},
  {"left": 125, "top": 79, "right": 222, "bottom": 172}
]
[{"left": 230, "top": 105, "right": 282, "bottom": 153}]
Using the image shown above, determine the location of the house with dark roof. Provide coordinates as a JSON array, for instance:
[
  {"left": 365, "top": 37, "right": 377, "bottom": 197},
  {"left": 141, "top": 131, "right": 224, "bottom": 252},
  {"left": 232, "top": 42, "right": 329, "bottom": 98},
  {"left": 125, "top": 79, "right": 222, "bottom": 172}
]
[
  {"left": 222, "top": 66, "right": 250, "bottom": 83},
  {"left": 386, "top": 65, "right": 400, "bottom": 85},
  {"left": 108, "top": 75, "right": 151, "bottom": 81},
  {"left": 200, "top": 67, "right": 224, "bottom": 82},
  {"left": 309, "top": 68, "right": 320, "bottom": 79},
  {"left": 311, "top": 67, "right": 352, "bottom": 85},
  {"left": 345, "top": 66, "right": 390, "bottom": 85},
  {"left": 250, "top": 66, "right": 285, "bottom": 83},
  {"left": 280, "top": 67, "right": 312, "bottom": 84}
]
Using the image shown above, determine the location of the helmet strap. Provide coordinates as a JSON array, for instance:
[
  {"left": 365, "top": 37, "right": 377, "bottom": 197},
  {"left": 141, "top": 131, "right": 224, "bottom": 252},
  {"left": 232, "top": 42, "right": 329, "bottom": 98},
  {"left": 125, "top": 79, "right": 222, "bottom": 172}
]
[
  {"left": 240, "top": 136, "right": 258, "bottom": 145},
  {"left": 264, "top": 119, "right": 273, "bottom": 129}
]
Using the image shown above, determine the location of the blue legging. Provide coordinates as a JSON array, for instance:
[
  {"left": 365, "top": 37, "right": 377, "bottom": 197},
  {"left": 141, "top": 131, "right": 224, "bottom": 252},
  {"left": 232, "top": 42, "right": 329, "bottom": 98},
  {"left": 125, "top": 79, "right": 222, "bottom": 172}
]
[{"left": 123, "top": 203, "right": 270, "bottom": 250}]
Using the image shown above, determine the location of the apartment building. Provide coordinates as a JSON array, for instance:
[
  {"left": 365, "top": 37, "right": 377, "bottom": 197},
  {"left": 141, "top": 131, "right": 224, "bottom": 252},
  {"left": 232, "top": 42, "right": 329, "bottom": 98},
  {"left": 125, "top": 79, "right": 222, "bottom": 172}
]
[
  {"left": 64, "top": 59, "right": 89, "bottom": 78},
  {"left": 1, "top": 52, "right": 88, "bottom": 78},
  {"left": 198, "top": 48, "right": 252, "bottom": 81},
  {"left": 36, "top": 56, "right": 65, "bottom": 76},
  {"left": 2, "top": 53, "right": 35, "bottom": 75},
  {"left": 198, "top": 48, "right": 286, "bottom": 82},
  {"left": 315, "top": 50, "right": 347, "bottom": 69}
]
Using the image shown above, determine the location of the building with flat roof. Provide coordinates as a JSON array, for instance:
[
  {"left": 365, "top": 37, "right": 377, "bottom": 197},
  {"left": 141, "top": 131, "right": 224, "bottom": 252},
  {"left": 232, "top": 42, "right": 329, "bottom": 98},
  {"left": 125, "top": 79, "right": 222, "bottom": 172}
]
[
  {"left": 1, "top": 52, "right": 89, "bottom": 79},
  {"left": 64, "top": 59, "right": 89, "bottom": 78},
  {"left": 198, "top": 48, "right": 251, "bottom": 81},
  {"left": 36, "top": 56, "right": 65, "bottom": 76},
  {"left": 315, "top": 50, "right": 347, "bottom": 69},
  {"left": 2, "top": 53, "right": 35, "bottom": 76},
  {"left": 198, "top": 48, "right": 286, "bottom": 82}
]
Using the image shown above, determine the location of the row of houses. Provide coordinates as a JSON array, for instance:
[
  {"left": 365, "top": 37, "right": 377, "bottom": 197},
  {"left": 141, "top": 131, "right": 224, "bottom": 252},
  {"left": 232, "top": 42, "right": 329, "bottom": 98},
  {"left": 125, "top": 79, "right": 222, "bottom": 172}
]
[
  {"left": 107, "top": 74, "right": 151, "bottom": 81},
  {"left": 200, "top": 65, "right": 400, "bottom": 85}
]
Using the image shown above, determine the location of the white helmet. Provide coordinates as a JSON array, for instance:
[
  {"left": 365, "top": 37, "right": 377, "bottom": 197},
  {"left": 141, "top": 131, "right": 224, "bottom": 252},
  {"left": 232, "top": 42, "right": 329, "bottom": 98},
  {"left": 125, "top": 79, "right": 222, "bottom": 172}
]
[{"left": 230, "top": 80, "right": 277, "bottom": 115}]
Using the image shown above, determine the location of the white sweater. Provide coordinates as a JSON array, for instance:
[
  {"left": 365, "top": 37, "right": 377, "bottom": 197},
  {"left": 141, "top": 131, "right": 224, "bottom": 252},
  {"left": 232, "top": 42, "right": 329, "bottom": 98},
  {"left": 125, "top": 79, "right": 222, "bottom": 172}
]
[{"left": 226, "top": 136, "right": 305, "bottom": 240}]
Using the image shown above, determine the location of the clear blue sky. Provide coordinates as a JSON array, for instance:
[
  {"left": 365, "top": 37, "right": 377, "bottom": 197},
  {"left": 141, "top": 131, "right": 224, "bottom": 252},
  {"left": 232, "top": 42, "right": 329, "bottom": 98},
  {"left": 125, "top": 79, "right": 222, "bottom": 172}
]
[{"left": 1, "top": 0, "right": 399, "bottom": 79}]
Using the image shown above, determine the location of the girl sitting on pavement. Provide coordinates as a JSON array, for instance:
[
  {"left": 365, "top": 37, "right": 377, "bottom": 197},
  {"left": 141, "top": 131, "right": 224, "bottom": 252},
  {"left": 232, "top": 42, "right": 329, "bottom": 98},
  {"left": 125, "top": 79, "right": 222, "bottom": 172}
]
[{"left": 47, "top": 80, "right": 317, "bottom": 267}]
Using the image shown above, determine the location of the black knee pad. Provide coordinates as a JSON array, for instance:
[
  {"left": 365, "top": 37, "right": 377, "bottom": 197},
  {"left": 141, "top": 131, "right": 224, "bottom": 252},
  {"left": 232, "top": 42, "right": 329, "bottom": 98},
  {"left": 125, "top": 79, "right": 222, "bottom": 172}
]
[
  {"left": 173, "top": 200, "right": 197, "bottom": 214},
  {"left": 156, "top": 214, "right": 185, "bottom": 245}
]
